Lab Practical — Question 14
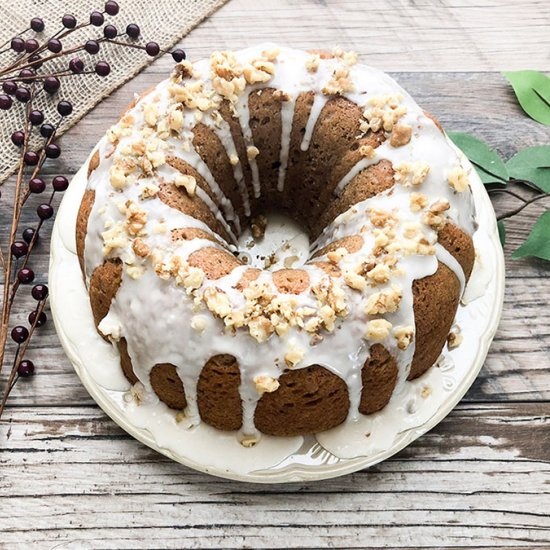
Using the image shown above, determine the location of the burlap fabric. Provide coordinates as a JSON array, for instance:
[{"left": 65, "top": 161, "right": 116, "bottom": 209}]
[{"left": 0, "top": 0, "right": 228, "bottom": 184}]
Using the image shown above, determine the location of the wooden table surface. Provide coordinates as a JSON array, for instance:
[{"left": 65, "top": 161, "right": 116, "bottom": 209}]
[{"left": 1, "top": 1, "right": 550, "bottom": 548}]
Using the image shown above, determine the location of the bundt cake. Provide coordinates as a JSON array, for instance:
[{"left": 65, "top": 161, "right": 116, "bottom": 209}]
[{"left": 76, "top": 44, "right": 476, "bottom": 442}]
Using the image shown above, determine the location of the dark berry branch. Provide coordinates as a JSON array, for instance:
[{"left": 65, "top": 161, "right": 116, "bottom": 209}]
[{"left": 0, "top": 0, "right": 187, "bottom": 420}]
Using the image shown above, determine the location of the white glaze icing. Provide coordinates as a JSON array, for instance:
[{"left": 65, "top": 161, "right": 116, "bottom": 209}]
[{"left": 82, "top": 44, "right": 477, "bottom": 441}]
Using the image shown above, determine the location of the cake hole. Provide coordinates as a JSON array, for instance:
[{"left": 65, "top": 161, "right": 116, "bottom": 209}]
[{"left": 236, "top": 211, "right": 310, "bottom": 272}]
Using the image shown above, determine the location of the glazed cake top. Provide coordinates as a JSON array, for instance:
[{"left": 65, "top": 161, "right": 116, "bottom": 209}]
[{"left": 82, "top": 44, "right": 476, "bottom": 438}]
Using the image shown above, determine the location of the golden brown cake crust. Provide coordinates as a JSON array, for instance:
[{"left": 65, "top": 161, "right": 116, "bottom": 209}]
[
  {"left": 197, "top": 354, "right": 242, "bottom": 431},
  {"left": 360, "top": 344, "right": 398, "bottom": 414},
  {"left": 118, "top": 338, "right": 138, "bottom": 385},
  {"left": 255, "top": 365, "right": 349, "bottom": 436},
  {"left": 88, "top": 259, "right": 122, "bottom": 330},
  {"left": 76, "top": 189, "right": 95, "bottom": 275},
  {"left": 409, "top": 262, "right": 461, "bottom": 380},
  {"left": 150, "top": 363, "right": 187, "bottom": 410}
]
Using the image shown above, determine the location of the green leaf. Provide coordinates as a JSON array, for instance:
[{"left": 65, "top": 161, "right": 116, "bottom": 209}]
[
  {"left": 512, "top": 210, "right": 550, "bottom": 260},
  {"left": 497, "top": 220, "right": 506, "bottom": 246},
  {"left": 505, "top": 145, "right": 550, "bottom": 192},
  {"left": 502, "top": 70, "right": 550, "bottom": 126},
  {"left": 447, "top": 132, "right": 508, "bottom": 184}
]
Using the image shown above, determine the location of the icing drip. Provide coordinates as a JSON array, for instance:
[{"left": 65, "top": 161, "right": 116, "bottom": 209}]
[
  {"left": 83, "top": 44, "right": 477, "bottom": 440},
  {"left": 301, "top": 93, "right": 328, "bottom": 151},
  {"left": 277, "top": 94, "right": 297, "bottom": 192},
  {"left": 235, "top": 97, "right": 262, "bottom": 199}
]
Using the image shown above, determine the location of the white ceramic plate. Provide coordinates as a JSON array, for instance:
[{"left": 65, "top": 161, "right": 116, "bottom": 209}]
[{"left": 49, "top": 144, "right": 504, "bottom": 483}]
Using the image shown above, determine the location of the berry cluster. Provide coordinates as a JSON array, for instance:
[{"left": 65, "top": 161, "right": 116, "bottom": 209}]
[{"left": 0, "top": 2, "right": 187, "bottom": 418}]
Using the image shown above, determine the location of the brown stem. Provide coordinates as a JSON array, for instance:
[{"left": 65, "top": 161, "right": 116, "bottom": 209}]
[
  {"left": 0, "top": 23, "right": 90, "bottom": 78},
  {"left": 0, "top": 299, "right": 47, "bottom": 420},
  {"left": 0, "top": 97, "right": 33, "bottom": 376},
  {"left": 497, "top": 193, "right": 550, "bottom": 221}
]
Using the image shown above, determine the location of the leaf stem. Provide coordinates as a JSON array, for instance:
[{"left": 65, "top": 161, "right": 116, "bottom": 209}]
[{"left": 497, "top": 193, "right": 550, "bottom": 221}]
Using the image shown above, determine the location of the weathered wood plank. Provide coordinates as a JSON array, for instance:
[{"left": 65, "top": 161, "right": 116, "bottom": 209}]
[
  {"left": 1, "top": 404, "right": 549, "bottom": 548},
  {"left": 162, "top": 0, "right": 550, "bottom": 72}
]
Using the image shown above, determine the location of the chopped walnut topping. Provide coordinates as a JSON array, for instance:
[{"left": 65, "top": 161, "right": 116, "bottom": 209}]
[
  {"left": 126, "top": 265, "right": 146, "bottom": 280},
  {"left": 143, "top": 103, "right": 158, "bottom": 127},
  {"left": 430, "top": 198, "right": 451, "bottom": 213},
  {"left": 365, "top": 262, "right": 391, "bottom": 285},
  {"left": 109, "top": 165, "right": 128, "bottom": 190},
  {"left": 168, "top": 107, "right": 184, "bottom": 131},
  {"left": 174, "top": 173, "right": 197, "bottom": 196},
  {"left": 247, "top": 145, "right": 259, "bottom": 160},
  {"left": 203, "top": 287, "right": 232, "bottom": 318},
  {"left": 327, "top": 247, "right": 348, "bottom": 264},
  {"left": 254, "top": 375, "right": 280, "bottom": 395},
  {"left": 125, "top": 201, "right": 147, "bottom": 236},
  {"left": 447, "top": 330, "right": 463, "bottom": 349},
  {"left": 132, "top": 238, "right": 151, "bottom": 258},
  {"left": 410, "top": 192, "right": 428, "bottom": 212},
  {"left": 102, "top": 221, "right": 128, "bottom": 256},
  {"left": 393, "top": 325, "right": 414, "bottom": 350},
  {"left": 365, "top": 319, "right": 392, "bottom": 341},
  {"left": 421, "top": 385, "right": 432, "bottom": 398},
  {"left": 403, "top": 222, "right": 421, "bottom": 239},
  {"left": 124, "top": 382, "right": 145, "bottom": 405},
  {"left": 229, "top": 154, "right": 239, "bottom": 166},
  {"left": 447, "top": 166, "right": 469, "bottom": 192},
  {"left": 172, "top": 60, "right": 196, "bottom": 80},
  {"left": 191, "top": 315, "right": 208, "bottom": 332},
  {"left": 390, "top": 124, "right": 412, "bottom": 147},
  {"left": 240, "top": 435, "right": 258, "bottom": 448},
  {"left": 394, "top": 161, "right": 430, "bottom": 187},
  {"left": 251, "top": 214, "right": 267, "bottom": 239},
  {"left": 262, "top": 47, "right": 280, "bottom": 61},
  {"left": 244, "top": 59, "right": 275, "bottom": 84},
  {"left": 368, "top": 208, "right": 397, "bottom": 228},
  {"left": 139, "top": 183, "right": 160, "bottom": 200},
  {"left": 306, "top": 53, "right": 320, "bottom": 73},
  {"left": 319, "top": 304, "right": 336, "bottom": 331},
  {"left": 248, "top": 316, "right": 274, "bottom": 342},
  {"left": 364, "top": 285, "right": 402, "bottom": 315},
  {"left": 343, "top": 270, "right": 367, "bottom": 291},
  {"left": 183, "top": 267, "right": 205, "bottom": 290},
  {"left": 422, "top": 210, "right": 446, "bottom": 230},
  {"left": 333, "top": 47, "right": 358, "bottom": 66},
  {"left": 322, "top": 65, "right": 354, "bottom": 95},
  {"left": 285, "top": 342, "right": 305, "bottom": 368},
  {"left": 363, "top": 94, "right": 407, "bottom": 133},
  {"left": 359, "top": 144, "right": 376, "bottom": 159}
]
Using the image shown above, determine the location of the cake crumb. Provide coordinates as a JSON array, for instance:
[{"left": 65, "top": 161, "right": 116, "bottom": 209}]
[
  {"left": 174, "top": 173, "right": 197, "bottom": 197},
  {"left": 240, "top": 435, "right": 259, "bottom": 448},
  {"left": 247, "top": 145, "right": 260, "bottom": 160},
  {"left": 447, "top": 330, "right": 463, "bottom": 349},
  {"left": 250, "top": 214, "right": 267, "bottom": 239},
  {"left": 390, "top": 124, "right": 412, "bottom": 147}
]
